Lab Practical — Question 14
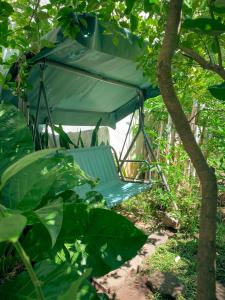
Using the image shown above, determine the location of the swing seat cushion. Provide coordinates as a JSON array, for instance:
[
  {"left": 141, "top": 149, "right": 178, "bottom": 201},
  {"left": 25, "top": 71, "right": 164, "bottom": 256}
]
[{"left": 65, "top": 146, "right": 151, "bottom": 207}]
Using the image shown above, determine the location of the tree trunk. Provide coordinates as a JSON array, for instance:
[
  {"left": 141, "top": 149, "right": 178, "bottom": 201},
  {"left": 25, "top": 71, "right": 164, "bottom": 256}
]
[{"left": 157, "top": 1, "right": 217, "bottom": 299}]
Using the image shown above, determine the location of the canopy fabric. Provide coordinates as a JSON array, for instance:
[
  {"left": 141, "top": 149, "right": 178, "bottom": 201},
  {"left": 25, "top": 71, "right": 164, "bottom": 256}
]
[{"left": 2, "top": 14, "right": 159, "bottom": 128}]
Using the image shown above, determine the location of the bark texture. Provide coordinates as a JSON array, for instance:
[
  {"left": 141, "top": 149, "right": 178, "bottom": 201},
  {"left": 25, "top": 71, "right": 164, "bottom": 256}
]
[{"left": 157, "top": 1, "right": 217, "bottom": 299}]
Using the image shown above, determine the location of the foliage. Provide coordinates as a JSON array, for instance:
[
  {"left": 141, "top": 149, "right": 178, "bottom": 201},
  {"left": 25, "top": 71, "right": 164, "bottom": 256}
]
[
  {"left": 52, "top": 118, "right": 102, "bottom": 149},
  {"left": 208, "top": 82, "right": 225, "bottom": 101},
  {"left": 0, "top": 103, "right": 34, "bottom": 174},
  {"left": 0, "top": 104, "right": 147, "bottom": 299},
  {"left": 53, "top": 124, "right": 77, "bottom": 149}
]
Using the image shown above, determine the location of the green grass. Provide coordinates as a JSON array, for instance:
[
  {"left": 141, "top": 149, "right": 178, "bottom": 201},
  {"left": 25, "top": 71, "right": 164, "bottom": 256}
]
[
  {"left": 144, "top": 237, "right": 198, "bottom": 299},
  {"left": 114, "top": 190, "right": 160, "bottom": 234},
  {"left": 143, "top": 225, "right": 225, "bottom": 299},
  {"left": 115, "top": 186, "right": 225, "bottom": 299},
  {"left": 115, "top": 186, "right": 200, "bottom": 234}
]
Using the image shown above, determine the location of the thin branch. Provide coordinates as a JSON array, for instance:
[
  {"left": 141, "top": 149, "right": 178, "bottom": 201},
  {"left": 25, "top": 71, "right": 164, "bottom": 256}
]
[
  {"left": 29, "top": 0, "right": 41, "bottom": 26},
  {"left": 179, "top": 46, "right": 225, "bottom": 80},
  {"left": 188, "top": 108, "right": 225, "bottom": 123}
]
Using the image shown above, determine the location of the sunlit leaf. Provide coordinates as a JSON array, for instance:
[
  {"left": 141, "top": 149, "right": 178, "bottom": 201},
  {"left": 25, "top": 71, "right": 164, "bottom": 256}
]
[
  {"left": 57, "top": 204, "right": 147, "bottom": 277},
  {"left": 1, "top": 150, "right": 93, "bottom": 211},
  {"left": 34, "top": 198, "right": 63, "bottom": 247},
  {"left": 0, "top": 214, "right": 26, "bottom": 243}
]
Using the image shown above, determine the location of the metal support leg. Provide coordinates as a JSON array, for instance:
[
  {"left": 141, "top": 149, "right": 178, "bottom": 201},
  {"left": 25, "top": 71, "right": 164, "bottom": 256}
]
[
  {"left": 119, "top": 126, "right": 142, "bottom": 169},
  {"left": 119, "top": 110, "right": 135, "bottom": 161},
  {"left": 33, "top": 63, "right": 57, "bottom": 148},
  {"left": 41, "top": 81, "right": 57, "bottom": 147},
  {"left": 143, "top": 129, "right": 170, "bottom": 191},
  {"left": 33, "top": 82, "right": 42, "bottom": 143},
  {"left": 119, "top": 92, "right": 171, "bottom": 194}
]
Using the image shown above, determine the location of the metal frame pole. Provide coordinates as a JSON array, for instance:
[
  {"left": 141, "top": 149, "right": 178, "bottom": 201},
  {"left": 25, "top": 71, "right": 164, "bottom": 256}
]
[
  {"left": 33, "top": 63, "right": 57, "bottom": 148},
  {"left": 138, "top": 91, "right": 170, "bottom": 191},
  {"left": 41, "top": 81, "right": 57, "bottom": 147},
  {"left": 33, "top": 81, "right": 42, "bottom": 143},
  {"left": 119, "top": 110, "right": 135, "bottom": 161},
  {"left": 119, "top": 126, "right": 142, "bottom": 169}
]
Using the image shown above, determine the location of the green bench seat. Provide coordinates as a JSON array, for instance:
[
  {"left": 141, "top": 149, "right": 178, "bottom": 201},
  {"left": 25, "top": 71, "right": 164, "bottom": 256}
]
[{"left": 66, "top": 146, "right": 151, "bottom": 207}]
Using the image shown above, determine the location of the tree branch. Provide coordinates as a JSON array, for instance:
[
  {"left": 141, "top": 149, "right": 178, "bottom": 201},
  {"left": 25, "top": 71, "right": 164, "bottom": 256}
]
[
  {"left": 29, "top": 0, "right": 41, "bottom": 26},
  {"left": 180, "top": 46, "right": 225, "bottom": 80}
]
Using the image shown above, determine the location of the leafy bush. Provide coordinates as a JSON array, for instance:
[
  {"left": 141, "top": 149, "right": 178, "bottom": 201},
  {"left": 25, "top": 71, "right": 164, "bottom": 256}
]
[{"left": 0, "top": 104, "right": 147, "bottom": 299}]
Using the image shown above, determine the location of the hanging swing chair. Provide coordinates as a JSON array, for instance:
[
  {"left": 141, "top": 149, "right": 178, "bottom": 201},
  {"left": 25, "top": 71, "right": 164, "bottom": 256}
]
[{"left": 1, "top": 14, "right": 169, "bottom": 206}]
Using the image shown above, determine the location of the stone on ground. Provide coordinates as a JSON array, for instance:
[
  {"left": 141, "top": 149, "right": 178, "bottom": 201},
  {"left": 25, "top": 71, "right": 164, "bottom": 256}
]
[
  {"left": 216, "top": 281, "right": 225, "bottom": 300},
  {"left": 161, "top": 212, "right": 180, "bottom": 230}
]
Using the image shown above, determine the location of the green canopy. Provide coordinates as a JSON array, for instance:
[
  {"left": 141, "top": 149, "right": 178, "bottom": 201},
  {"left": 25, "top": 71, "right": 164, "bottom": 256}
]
[{"left": 2, "top": 14, "right": 159, "bottom": 128}]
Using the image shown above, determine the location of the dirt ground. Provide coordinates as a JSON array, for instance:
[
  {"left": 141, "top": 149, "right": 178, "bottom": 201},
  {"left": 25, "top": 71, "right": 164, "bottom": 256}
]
[{"left": 94, "top": 225, "right": 172, "bottom": 300}]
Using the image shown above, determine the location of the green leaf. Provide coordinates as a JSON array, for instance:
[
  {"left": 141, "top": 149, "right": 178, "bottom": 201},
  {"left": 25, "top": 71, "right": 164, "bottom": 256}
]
[
  {"left": 1, "top": 150, "right": 93, "bottom": 211},
  {"left": 0, "top": 214, "right": 26, "bottom": 243},
  {"left": 0, "top": 260, "right": 99, "bottom": 299},
  {"left": 125, "top": 0, "right": 136, "bottom": 14},
  {"left": 208, "top": 82, "right": 225, "bottom": 101},
  {"left": 22, "top": 204, "right": 147, "bottom": 276},
  {"left": 34, "top": 198, "right": 63, "bottom": 247},
  {"left": 0, "top": 148, "right": 57, "bottom": 188},
  {"left": 54, "top": 125, "right": 77, "bottom": 149},
  {"left": 57, "top": 204, "right": 147, "bottom": 277},
  {"left": 0, "top": 1, "right": 14, "bottom": 18},
  {"left": 183, "top": 18, "right": 225, "bottom": 34},
  {"left": 0, "top": 103, "right": 34, "bottom": 176},
  {"left": 213, "top": 0, "right": 225, "bottom": 14},
  {"left": 130, "top": 14, "right": 138, "bottom": 32},
  {"left": 77, "top": 130, "right": 85, "bottom": 148},
  {"left": 40, "top": 39, "right": 55, "bottom": 49},
  {"left": 90, "top": 118, "right": 102, "bottom": 147}
]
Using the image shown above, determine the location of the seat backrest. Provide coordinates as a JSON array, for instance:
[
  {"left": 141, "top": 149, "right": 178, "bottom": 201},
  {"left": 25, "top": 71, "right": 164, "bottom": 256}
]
[{"left": 65, "top": 146, "right": 120, "bottom": 183}]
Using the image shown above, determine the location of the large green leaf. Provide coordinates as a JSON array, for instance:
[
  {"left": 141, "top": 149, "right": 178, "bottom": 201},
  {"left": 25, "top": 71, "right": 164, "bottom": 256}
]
[
  {"left": 0, "top": 150, "right": 93, "bottom": 211},
  {"left": 0, "top": 213, "right": 26, "bottom": 243},
  {"left": 0, "top": 148, "right": 57, "bottom": 188},
  {"left": 208, "top": 82, "right": 225, "bottom": 101},
  {"left": 0, "top": 260, "right": 99, "bottom": 299},
  {"left": 0, "top": 1, "right": 14, "bottom": 18},
  {"left": 22, "top": 204, "right": 147, "bottom": 277},
  {"left": 58, "top": 204, "right": 147, "bottom": 277},
  {"left": 125, "top": 0, "right": 136, "bottom": 14},
  {"left": 0, "top": 103, "right": 34, "bottom": 176},
  {"left": 183, "top": 18, "right": 225, "bottom": 34},
  {"left": 213, "top": 0, "right": 225, "bottom": 14},
  {"left": 34, "top": 198, "right": 63, "bottom": 247}
]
